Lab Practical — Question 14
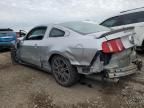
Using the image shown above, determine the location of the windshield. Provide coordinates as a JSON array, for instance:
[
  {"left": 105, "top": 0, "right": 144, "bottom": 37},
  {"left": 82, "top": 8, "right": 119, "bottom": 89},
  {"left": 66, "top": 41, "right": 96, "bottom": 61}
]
[{"left": 60, "top": 21, "right": 110, "bottom": 35}]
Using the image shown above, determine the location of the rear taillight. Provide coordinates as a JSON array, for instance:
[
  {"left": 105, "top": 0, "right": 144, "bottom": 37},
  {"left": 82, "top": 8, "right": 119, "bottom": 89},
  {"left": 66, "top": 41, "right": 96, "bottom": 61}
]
[{"left": 102, "top": 38, "right": 125, "bottom": 53}]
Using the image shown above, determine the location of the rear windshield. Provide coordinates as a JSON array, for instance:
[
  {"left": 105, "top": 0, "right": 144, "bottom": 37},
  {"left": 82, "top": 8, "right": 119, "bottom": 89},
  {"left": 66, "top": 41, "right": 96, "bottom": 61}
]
[
  {"left": 0, "top": 32, "right": 15, "bottom": 37},
  {"left": 60, "top": 21, "right": 110, "bottom": 35}
]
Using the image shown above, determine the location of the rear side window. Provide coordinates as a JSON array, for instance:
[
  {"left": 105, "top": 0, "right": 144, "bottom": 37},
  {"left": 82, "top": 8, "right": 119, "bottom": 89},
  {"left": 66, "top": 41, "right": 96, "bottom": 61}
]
[
  {"left": 49, "top": 28, "right": 65, "bottom": 37},
  {"left": 123, "top": 11, "right": 144, "bottom": 25},
  {"left": 101, "top": 16, "right": 123, "bottom": 27},
  {"left": 101, "top": 11, "right": 144, "bottom": 27},
  {"left": 0, "top": 32, "right": 16, "bottom": 37}
]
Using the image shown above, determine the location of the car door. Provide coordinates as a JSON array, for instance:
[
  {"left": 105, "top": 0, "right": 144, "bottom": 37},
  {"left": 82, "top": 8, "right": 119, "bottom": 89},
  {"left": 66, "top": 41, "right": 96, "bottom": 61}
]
[{"left": 19, "top": 26, "right": 47, "bottom": 66}]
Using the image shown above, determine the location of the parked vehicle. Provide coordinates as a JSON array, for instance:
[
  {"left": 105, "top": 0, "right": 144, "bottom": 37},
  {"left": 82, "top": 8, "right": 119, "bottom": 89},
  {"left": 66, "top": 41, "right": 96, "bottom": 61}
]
[
  {"left": 0, "top": 28, "right": 16, "bottom": 50},
  {"left": 100, "top": 7, "right": 144, "bottom": 53},
  {"left": 11, "top": 21, "right": 142, "bottom": 87}
]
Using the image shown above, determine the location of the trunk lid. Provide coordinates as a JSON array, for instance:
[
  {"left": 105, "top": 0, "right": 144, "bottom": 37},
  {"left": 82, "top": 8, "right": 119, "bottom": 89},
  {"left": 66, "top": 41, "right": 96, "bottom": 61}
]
[
  {"left": 88, "top": 27, "right": 135, "bottom": 49},
  {"left": 101, "top": 27, "right": 135, "bottom": 49}
]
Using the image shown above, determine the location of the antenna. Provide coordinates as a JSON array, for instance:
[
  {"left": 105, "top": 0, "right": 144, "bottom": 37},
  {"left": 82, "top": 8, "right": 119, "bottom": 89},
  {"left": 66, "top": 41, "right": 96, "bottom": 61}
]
[{"left": 120, "top": 7, "right": 144, "bottom": 13}]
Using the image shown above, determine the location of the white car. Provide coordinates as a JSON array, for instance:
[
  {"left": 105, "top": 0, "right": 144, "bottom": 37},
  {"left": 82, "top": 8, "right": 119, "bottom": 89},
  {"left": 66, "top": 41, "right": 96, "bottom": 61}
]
[
  {"left": 11, "top": 21, "right": 142, "bottom": 87},
  {"left": 100, "top": 7, "right": 144, "bottom": 52}
]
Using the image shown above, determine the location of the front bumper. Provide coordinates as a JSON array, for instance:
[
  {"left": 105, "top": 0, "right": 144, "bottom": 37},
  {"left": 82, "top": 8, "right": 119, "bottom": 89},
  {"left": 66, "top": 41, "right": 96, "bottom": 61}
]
[{"left": 105, "top": 60, "right": 142, "bottom": 78}]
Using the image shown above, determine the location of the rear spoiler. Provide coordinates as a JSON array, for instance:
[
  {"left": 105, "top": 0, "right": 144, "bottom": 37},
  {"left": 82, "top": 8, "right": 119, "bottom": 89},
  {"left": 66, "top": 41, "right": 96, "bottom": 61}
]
[{"left": 98, "top": 27, "right": 135, "bottom": 39}]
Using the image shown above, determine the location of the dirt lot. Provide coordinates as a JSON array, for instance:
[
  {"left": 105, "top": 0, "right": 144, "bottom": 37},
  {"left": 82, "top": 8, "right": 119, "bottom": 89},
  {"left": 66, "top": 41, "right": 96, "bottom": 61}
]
[{"left": 0, "top": 52, "right": 144, "bottom": 108}]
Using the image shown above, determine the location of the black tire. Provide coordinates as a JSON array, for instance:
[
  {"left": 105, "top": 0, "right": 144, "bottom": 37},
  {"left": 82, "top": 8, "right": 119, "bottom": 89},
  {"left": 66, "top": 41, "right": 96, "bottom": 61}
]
[
  {"left": 136, "top": 48, "right": 144, "bottom": 55},
  {"left": 10, "top": 46, "right": 19, "bottom": 64},
  {"left": 136, "top": 41, "right": 144, "bottom": 54},
  {"left": 51, "top": 55, "right": 79, "bottom": 87}
]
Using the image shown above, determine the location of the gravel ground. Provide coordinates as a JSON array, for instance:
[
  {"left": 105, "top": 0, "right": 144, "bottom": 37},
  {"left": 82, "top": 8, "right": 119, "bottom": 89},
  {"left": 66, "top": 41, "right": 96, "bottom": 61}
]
[{"left": 0, "top": 52, "right": 144, "bottom": 108}]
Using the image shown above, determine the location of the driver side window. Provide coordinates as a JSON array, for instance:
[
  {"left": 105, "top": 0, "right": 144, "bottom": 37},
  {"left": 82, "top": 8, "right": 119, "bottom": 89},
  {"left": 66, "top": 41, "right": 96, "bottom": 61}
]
[{"left": 25, "top": 26, "right": 47, "bottom": 40}]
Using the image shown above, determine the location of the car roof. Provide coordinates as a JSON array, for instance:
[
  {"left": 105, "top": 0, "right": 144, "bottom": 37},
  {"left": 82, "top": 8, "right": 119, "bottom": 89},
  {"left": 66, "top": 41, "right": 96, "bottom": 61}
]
[
  {"left": 100, "top": 7, "right": 144, "bottom": 24},
  {"left": 59, "top": 20, "right": 99, "bottom": 25},
  {"left": 119, "top": 7, "right": 144, "bottom": 15},
  {"left": 35, "top": 21, "right": 102, "bottom": 28}
]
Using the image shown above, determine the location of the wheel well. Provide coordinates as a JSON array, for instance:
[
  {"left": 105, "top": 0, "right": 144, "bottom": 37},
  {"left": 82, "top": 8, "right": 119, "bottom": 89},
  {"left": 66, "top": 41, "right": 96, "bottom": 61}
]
[
  {"left": 49, "top": 54, "right": 70, "bottom": 65},
  {"left": 49, "top": 54, "right": 59, "bottom": 65}
]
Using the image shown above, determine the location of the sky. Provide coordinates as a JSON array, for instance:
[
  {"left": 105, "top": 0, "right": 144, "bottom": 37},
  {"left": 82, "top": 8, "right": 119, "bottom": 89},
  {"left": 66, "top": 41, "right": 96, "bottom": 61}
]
[{"left": 0, "top": 0, "right": 144, "bottom": 31}]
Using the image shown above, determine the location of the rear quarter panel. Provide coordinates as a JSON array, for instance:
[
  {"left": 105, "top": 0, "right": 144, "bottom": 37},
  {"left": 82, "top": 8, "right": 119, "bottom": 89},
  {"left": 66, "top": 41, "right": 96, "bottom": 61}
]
[{"left": 41, "top": 36, "right": 104, "bottom": 66}]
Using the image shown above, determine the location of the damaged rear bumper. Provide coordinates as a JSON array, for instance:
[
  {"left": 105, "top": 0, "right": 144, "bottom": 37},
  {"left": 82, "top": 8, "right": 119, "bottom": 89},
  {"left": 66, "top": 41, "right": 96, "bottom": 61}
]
[
  {"left": 77, "top": 59, "right": 142, "bottom": 79},
  {"left": 77, "top": 48, "right": 142, "bottom": 79},
  {"left": 106, "top": 64, "right": 137, "bottom": 78},
  {"left": 105, "top": 60, "right": 142, "bottom": 78}
]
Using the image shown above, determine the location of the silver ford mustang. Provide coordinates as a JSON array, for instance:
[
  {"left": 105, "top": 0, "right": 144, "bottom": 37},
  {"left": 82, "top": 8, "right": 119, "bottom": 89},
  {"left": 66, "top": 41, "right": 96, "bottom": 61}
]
[{"left": 11, "top": 21, "right": 142, "bottom": 87}]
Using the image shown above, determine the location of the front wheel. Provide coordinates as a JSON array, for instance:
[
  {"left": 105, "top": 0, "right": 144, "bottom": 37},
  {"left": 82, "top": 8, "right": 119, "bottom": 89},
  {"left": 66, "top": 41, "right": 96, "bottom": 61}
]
[
  {"left": 51, "top": 55, "right": 79, "bottom": 87},
  {"left": 10, "top": 46, "right": 19, "bottom": 64}
]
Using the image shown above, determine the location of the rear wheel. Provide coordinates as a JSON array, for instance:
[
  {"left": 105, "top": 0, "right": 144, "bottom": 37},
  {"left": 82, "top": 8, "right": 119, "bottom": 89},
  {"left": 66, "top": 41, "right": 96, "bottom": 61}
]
[{"left": 51, "top": 55, "right": 79, "bottom": 87}]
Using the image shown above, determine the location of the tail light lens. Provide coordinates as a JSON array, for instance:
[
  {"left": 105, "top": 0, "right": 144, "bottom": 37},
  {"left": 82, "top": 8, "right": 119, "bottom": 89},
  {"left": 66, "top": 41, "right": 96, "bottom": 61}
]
[{"left": 102, "top": 38, "right": 125, "bottom": 53}]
